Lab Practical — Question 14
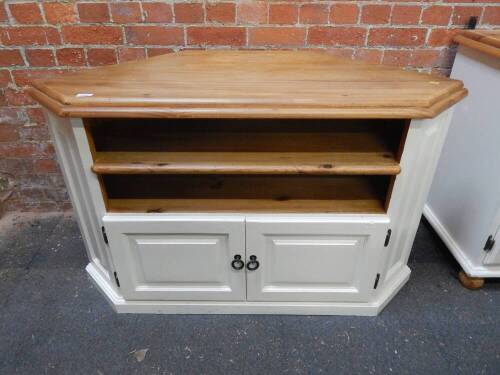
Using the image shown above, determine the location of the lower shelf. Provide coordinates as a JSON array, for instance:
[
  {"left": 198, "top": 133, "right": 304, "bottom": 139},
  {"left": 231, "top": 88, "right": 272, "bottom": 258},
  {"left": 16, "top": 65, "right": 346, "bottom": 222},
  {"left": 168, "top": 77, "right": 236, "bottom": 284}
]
[
  {"left": 102, "top": 174, "right": 389, "bottom": 213},
  {"left": 107, "top": 198, "right": 385, "bottom": 213}
]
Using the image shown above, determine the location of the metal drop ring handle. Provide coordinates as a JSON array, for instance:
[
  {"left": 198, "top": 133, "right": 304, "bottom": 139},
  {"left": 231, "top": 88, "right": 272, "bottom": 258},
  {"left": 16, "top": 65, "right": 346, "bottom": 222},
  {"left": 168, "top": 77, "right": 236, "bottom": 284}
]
[
  {"left": 231, "top": 255, "right": 245, "bottom": 270},
  {"left": 246, "top": 255, "right": 260, "bottom": 271}
]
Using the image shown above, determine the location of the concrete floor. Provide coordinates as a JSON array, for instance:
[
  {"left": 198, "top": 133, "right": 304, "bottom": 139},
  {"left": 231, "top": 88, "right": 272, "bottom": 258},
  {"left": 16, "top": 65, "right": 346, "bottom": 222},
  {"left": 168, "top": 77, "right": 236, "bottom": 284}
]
[{"left": 0, "top": 214, "right": 499, "bottom": 375}]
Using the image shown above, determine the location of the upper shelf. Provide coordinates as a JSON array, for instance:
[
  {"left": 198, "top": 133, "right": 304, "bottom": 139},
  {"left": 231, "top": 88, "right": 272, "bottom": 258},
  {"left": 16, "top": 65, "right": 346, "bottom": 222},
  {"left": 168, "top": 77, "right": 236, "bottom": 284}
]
[
  {"left": 92, "top": 151, "right": 401, "bottom": 176},
  {"left": 28, "top": 50, "right": 467, "bottom": 120}
]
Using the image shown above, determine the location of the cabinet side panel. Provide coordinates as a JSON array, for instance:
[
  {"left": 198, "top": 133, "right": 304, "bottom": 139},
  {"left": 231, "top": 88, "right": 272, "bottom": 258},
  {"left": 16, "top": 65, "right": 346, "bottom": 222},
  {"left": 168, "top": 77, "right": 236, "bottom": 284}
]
[
  {"left": 383, "top": 109, "right": 453, "bottom": 284},
  {"left": 427, "top": 48, "right": 500, "bottom": 268},
  {"left": 45, "top": 111, "right": 112, "bottom": 281}
]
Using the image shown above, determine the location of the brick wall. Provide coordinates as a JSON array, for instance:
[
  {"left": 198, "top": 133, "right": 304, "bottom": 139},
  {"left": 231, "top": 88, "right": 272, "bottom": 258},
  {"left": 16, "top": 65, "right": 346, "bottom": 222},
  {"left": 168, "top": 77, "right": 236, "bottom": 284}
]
[{"left": 0, "top": 0, "right": 498, "bottom": 212}]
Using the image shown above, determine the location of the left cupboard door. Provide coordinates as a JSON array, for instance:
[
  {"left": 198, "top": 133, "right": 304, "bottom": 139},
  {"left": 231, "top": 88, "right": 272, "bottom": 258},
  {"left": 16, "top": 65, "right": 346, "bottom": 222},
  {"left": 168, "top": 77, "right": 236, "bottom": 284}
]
[{"left": 103, "top": 216, "right": 246, "bottom": 301}]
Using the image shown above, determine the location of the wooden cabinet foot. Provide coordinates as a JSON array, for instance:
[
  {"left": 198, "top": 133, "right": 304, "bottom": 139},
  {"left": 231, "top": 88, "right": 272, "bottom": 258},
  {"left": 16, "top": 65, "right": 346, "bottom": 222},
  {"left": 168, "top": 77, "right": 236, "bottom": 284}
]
[{"left": 458, "top": 270, "right": 484, "bottom": 290}]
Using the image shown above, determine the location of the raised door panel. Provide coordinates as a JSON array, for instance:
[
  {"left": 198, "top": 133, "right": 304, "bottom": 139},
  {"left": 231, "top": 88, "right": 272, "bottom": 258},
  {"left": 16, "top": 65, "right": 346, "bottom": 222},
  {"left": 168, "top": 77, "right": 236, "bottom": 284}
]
[
  {"left": 104, "top": 216, "right": 246, "bottom": 301},
  {"left": 245, "top": 217, "right": 389, "bottom": 302}
]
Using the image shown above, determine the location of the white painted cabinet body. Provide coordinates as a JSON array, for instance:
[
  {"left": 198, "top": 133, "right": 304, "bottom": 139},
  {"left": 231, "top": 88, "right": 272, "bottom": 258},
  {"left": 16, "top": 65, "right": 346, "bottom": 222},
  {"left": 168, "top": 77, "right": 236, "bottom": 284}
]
[
  {"left": 30, "top": 50, "right": 465, "bottom": 315},
  {"left": 425, "top": 40, "right": 500, "bottom": 278},
  {"left": 41, "top": 109, "right": 454, "bottom": 315}
]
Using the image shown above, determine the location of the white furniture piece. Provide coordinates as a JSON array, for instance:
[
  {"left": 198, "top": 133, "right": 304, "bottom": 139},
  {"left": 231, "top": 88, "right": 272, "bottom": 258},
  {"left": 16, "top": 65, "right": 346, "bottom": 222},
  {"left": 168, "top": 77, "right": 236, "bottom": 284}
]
[
  {"left": 28, "top": 50, "right": 466, "bottom": 315},
  {"left": 425, "top": 30, "right": 500, "bottom": 289}
]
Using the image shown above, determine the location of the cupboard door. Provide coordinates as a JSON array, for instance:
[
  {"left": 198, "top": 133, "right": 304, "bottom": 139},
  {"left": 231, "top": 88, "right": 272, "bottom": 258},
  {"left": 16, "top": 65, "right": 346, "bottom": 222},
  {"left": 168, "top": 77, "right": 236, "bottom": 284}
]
[
  {"left": 245, "top": 217, "right": 389, "bottom": 302},
  {"left": 104, "top": 216, "right": 246, "bottom": 301}
]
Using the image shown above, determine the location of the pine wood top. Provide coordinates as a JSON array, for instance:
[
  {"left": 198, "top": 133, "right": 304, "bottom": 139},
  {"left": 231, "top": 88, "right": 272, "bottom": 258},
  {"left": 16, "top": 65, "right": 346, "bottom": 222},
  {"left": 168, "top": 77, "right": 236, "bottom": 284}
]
[
  {"left": 28, "top": 50, "right": 466, "bottom": 119},
  {"left": 454, "top": 30, "right": 500, "bottom": 59}
]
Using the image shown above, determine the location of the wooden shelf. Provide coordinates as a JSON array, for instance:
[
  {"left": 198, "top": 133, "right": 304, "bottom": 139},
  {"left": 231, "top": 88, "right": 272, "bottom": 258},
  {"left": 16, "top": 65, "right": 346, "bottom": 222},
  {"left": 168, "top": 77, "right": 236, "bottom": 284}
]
[
  {"left": 92, "top": 151, "right": 401, "bottom": 176},
  {"left": 101, "top": 174, "right": 389, "bottom": 214},
  {"left": 107, "top": 198, "right": 385, "bottom": 214}
]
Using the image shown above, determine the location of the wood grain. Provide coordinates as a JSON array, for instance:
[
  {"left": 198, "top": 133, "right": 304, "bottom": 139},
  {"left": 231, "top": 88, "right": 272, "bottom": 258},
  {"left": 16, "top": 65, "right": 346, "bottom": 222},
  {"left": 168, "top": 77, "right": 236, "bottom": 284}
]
[
  {"left": 92, "top": 151, "right": 401, "bottom": 175},
  {"left": 28, "top": 50, "right": 466, "bottom": 119},
  {"left": 454, "top": 30, "right": 500, "bottom": 59},
  {"left": 107, "top": 198, "right": 385, "bottom": 214}
]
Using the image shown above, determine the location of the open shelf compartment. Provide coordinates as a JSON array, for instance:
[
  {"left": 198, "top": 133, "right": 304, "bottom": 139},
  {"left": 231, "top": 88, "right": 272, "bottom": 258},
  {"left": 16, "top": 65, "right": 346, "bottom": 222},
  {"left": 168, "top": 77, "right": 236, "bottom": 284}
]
[
  {"left": 103, "top": 174, "right": 390, "bottom": 214},
  {"left": 87, "top": 119, "right": 405, "bottom": 176},
  {"left": 86, "top": 118, "right": 408, "bottom": 214}
]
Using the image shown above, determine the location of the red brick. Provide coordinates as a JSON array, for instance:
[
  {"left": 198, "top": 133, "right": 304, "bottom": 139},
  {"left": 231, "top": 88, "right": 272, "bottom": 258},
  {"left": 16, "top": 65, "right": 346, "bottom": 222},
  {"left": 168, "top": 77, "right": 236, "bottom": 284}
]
[
  {"left": 452, "top": 6, "right": 483, "bottom": 26},
  {"left": 206, "top": 2, "right": 235, "bottom": 23},
  {"left": 0, "top": 1, "right": 6, "bottom": 22},
  {"left": 110, "top": 2, "right": 142, "bottom": 23},
  {"left": 428, "top": 28, "right": 461, "bottom": 47},
  {"left": 147, "top": 48, "right": 174, "bottom": 58},
  {"left": 0, "top": 125, "right": 19, "bottom": 142},
  {"left": 0, "top": 89, "right": 7, "bottom": 106},
  {"left": 391, "top": 6, "right": 421, "bottom": 25},
  {"left": 299, "top": 4, "right": 329, "bottom": 24},
  {"left": 237, "top": 2, "right": 267, "bottom": 24},
  {"left": 143, "top": 2, "right": 173, "bottom": 23},
  {"left": 20, "top": 126, "right": 51, "bottom": 142},
  {"left": 443, "top": 0, "right": 497, "bottom": 2},
  {"left": 43, "top": 2, "right": 77, "bottom": 24},
  {"left": 308, "top": 27, "right": 367, "bottom": 46},
  {"left": 9, "top": 2, "right": 43, "bottom": 24},
  {"left": 125, "top": 26, "right": 184, "bottom": 45},
  {"left": 26, "top": 108, "right": 46, "bottom": 125},
  {"left": 5, "top": 88, "right": 35, "bottom": 106},
  {"left": 355, "top": 48, "right": 383, "bottom": 64},
  {"left": 174, "top": 2, "right": 204, "bottom": 23},
  {"left": 324, "top": 48, "right": 354, "bottom": 59},
  {"left": 118, "top": 47, "right": 146, "bottom": 62},
  {"left": 26, "top": 49, "right": 55, "bottom": 67},
  {"left": 12, "top": 69, "right": 66, "bottom": 87},
  {"left": 249, "top": 27, "right": 305, "bottom": 47},
  {"left": 483, "top": 7, "right": 500, "bottom": 25},
  {"left": 361, "top": 5, "right": 391, "bottom": 25},
  {"left": 46, "top": 28, "right": 62, "bottom": 44},
  {"left": 0, "top": 143, "right": 51, "bottom": 158},
  {"left": 422, "top": 6, "right": 453, "bottom": 26},
  {"left": 0, "top": 26, "right": 61, "bottom": 45},
  {"left": 382, "top": 50, "right": 412, "bottom": 67},
  {"left": 33, "top": 159, "right": 58, "bottom": 173},
  {"left": 269, "top": 4, "right": 298, "bottom": 25},
  {"left": 368, "top": 28, "right": 426, "bottom": 47},
  {"left": 0, "top": 49, "right": 24, "bottom": 66},
  {"left": 87, "top": 48, "right": 117, "bottom": 66},
  {"left": 187, "top": 26, "right": 245, "bottom": 46},
  {"left": 56, "top": 48, "right": 85, "bottom": 66},
  {"left": 78, "top": 3, "right": 110, "bottom": 23},
  {"left": 62, "top": 26, "right": 123, "bottom": 45},
  {"left": 411, "top": 49, "right": 441, "bottom": 68},
  {"left": 0, "top": 108, "right": 25, "bottom": 126},
  {"left": 330, "top": 4, "right": 359, "bottom": 25},
  {"left": 0, "top": 70, "right": 12, "bottom": 88}
]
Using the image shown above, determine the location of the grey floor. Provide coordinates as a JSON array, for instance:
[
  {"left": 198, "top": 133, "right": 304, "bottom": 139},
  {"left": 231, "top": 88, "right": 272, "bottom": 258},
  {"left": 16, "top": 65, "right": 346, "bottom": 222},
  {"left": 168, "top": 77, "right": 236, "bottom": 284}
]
[{"left": 0, "top": 214, "right": 499, "bottom": 375}]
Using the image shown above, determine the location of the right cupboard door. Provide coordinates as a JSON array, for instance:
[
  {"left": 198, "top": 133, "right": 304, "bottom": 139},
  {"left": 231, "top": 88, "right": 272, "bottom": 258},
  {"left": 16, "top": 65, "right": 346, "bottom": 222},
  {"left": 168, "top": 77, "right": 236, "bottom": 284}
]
[{"left": 245, "top": 217, "right": 389, "bottom": 302}]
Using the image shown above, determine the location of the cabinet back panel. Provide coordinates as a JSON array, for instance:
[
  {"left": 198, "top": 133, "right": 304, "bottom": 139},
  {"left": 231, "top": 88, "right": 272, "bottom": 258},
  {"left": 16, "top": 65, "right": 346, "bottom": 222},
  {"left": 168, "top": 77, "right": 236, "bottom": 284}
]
[{"left": 87, "top": 119, "right": 406, "bottom": 154}]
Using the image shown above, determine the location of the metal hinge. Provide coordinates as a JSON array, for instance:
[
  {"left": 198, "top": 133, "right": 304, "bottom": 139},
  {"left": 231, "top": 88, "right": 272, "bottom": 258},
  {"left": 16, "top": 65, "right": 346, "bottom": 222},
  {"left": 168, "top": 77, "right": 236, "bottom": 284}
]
[
  {"left": 373, "top": 273, "right": 381, "bottom": 289},
  {"left": 466, "top": 16, "right": 478, "bottom": 30},
  {"left": 384, "top": 229, "right": 392, "bottom": 247},
  {"left": 484, "top": 235, "right": 495, "bottom": 252},
  {"left": 101, "top": 226, "right": 108, "bottom": 245},
  {"left": 114, "top": 271, "right": 120, "bottom": 287}
]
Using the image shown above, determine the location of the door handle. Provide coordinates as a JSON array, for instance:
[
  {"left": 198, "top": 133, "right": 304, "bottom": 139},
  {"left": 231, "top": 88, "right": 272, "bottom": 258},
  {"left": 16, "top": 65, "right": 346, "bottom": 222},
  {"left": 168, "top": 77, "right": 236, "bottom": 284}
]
[
  {"left": 246, "top": 255, "right": 260, "bottom": 271},
  {"left": 231, "top": 254, "right": 245, "bottom": 270}
]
